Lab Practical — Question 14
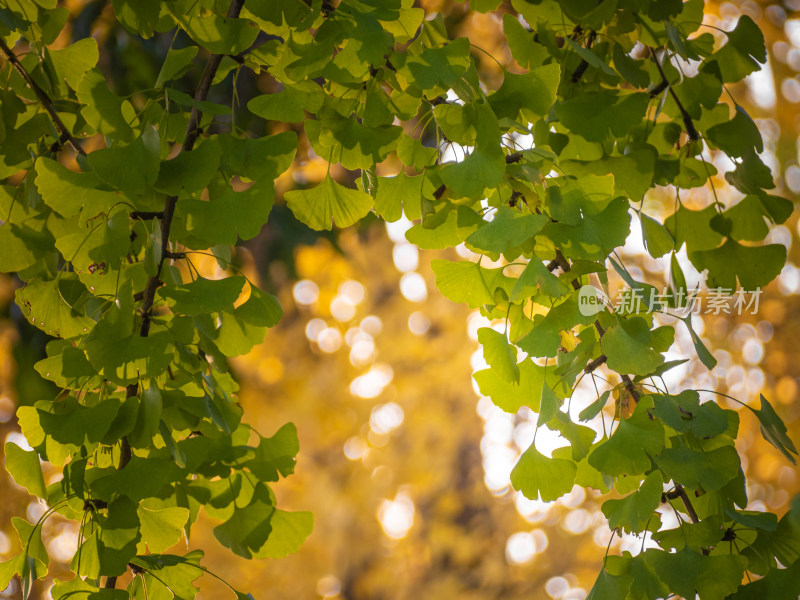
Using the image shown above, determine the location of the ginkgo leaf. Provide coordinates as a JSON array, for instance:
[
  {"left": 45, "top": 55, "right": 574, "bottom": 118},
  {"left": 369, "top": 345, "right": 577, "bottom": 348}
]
[
  {"left": 374, "top": 171, "right": 426, "bottom": 222},
  {"left": 137, "top": 504, "right": 190, "bottom": 554},
  {"left": 516, "top": 296, "right": 595, "bottom": 358},
  {"left": 431, "top": 260, "right": 513, "bottom": 309},
  {"left": 541, "top": 197, "right": 631, "bottom": 261},
  {"left": 76, "top": 70, "right": 134, "bottom": 142},
  {"left": 601, "top": 470, "right": 663, "bottom": 534},
  {"left": 509, "top": 259, "right": 570, "bottom": 301},
  {"left": 97, "top": 496, "right": 141, "bottom": 576},
  {"left": 690, "top": 239, "right": 785, "bottom": 290},
  {"left": 477, "top": 327, "right": 519, "bottom": 383},
  {"left": 749, "top": 395, "right": 798, "bottom": 464},
  {"left": 159, "top": 276, "right": 245, "bottom": 316},
  {"left": 651, "top": 391, "right": 730, "bottom": 438},
  {"left": 665, "top": 204, "right": 724, "bottom": 254},
  {"left": 213, "top": 483, "right": 274, "bottom": 559},
  {"left": 645, "top": 549, "right": 747, "bottom": 600},
  {"left": 251, "top": 510, "right": 313, "bottom": 559},
  {"left": 129, "top": 552, "right": 204, "bottom": 600},
  {"left": 285, "top": 175, "right": 373, "bottom": 231},
  {"left": 727, "top": 560, "right": 800, "bottom": 599},
  {"left": 246, "top": 422, "right": 300, "bottom": 482},
  {"left": 586, "top": 556, "right": 633, "bottom": 600},
  {"left": 473, "top": 358, "right": 546, "bottom": 413},
  {"left": 46, "top": 38, "right": 99, "bottom": 93},
  {"left": 466, "top": 207, "right": 547, "bottom": 254},
  {"left": 177, "top": 13, "right": 259, "bottom": 55},
  {"left": 154, "top": 138, "right": 221, "bottom": 195},
  {"left": 35, "top": 157, "right": 119, "bottom": 222},
  {"left": 511, "top": 444, "right": 577, "bottom": 502},
  {"left": 86, "top": 131, "right": 160, "bottom": 196},
  {"left": 601, "top": 317, "right": 670, "bottom": 376},
  {"left": 655, "top": 445, "right": 741, "bottom": 491},
  {"left": 650, "top": 516, "right": 725, "bottom": 551},
  {"left": 16, "top": 277, "right": 95, "bottom": 339},
  {"left": 155, "top": 46, "right": 198, "bottom": 88},
  {"left": 589, "top": 397, "right": 665, "bottom": 477},
  {"left": 488, "top": 64, "right": 560, "bottom": 120},
  {"left": 640, "top": 213, "right": 674, "bottom": 258},
  {"left": 4, "top": 442, "right": 47, "bottom": 498}
]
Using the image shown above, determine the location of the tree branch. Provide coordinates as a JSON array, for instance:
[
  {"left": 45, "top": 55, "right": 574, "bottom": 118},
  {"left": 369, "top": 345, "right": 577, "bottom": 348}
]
[
  {"left": 648, "top": 47, "right": 699, "bottom": 141},
  {"left": 674, "top": 484, "right": 700, "bottom": 523},
  {"left": 139, "top": 0, "right": 245, "bottom": 338},
  {"left": 674, "top": 483, "right": 710, "bottom": 554},
  {"left": 570, "top": 30, "right": 597, "bottom": 83},
  {"left": 0, "top": 37, "right": 87, "bottom": 156},
  {"left": 129, "top": 210, "right": 164, "bottom": 221},
  {"left": 113, "top": 3, "right": 248, "bottom": 592},
  {"left": 584, "top": 354, "right": 607, "bottom": 373}
]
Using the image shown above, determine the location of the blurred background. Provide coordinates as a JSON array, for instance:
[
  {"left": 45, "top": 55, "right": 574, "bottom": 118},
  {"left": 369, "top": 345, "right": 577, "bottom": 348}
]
[{"left": 2, "top": 0, "right": 800, "bottom": 598}]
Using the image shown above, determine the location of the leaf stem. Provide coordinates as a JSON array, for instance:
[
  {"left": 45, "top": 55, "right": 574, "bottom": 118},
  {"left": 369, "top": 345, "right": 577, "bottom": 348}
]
[{"left": 0, "top": 37, "right": 86, "bottom": 156}]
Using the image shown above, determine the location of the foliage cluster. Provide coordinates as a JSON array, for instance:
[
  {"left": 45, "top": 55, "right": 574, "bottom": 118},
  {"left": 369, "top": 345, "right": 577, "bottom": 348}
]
[{"left": 0, "top": 0, "right": 798, "bottom": 598}]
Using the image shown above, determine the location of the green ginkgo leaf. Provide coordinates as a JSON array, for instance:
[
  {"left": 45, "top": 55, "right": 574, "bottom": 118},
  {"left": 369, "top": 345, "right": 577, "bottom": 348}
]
[
  {"left": 655, "top": 445, "right": 741, "bottom": 491},
  {"left": 4, "top": 442, "right": 47, "bottom": 498},
  {"left": 35, "top": 157, "right": 118, "bottom": 222},
  {"left": 431, "top": 260, "right": 513, "bottom": 309},
  {"left": 285, "top": 175, "right": 373, "bottom": 231},
  {"left": 511, "top": 443, "right": 577, "bottom": 502},
  {"left": 16, "top": 277, "right": 95, "bottom": 339},
  {"left": 137, "top": 504, "right": 190, "bottom": 554},
  {"left": 473, "top": 358, "right": 546, "bottom": 413},
  {"left": 76, "top": 70, "right": 134, "bottom": 142},
  {"left": 645, "top": 549, "right": 747, "bottom": 600},
  {"left": 251, "top": 510, "right": 313, "bottom": 559},
  {"left": 466, "top": 207, "right": 547, "bottom": 254},
  {"left": 586, "top": 556, "right": 633, "bottom": 600},
  {"left": 478, "top": 327, "right": 519, "bottom": 383},
  {"left": 749, "top": 395, "right": 798, "bottom": 464},
  {"left": 601, "top": 317, "right": 669, "bottom": 377},
  {"left": 213, "top": 483, "right": 274, "bottom": 559},
  {"left": 690, "top": 238, "right": 785, "bottom": 290},
  {"left": 487, "top": 64, "right": 560, "bottom": 121},
  {"left": 46, "top": 38, "right": 99, "bottom": 93},
  {"left": 589, "top": 397, "right": 665, "bottom": 477},
  {"left": 601, "top": 470, "right": 663, "bottom": 534},
  {"left": 177, "top": 13, "right": 259, "bottom": 56},
  {"left": 159, "top": 276, "right": 245, "bottom": 316}
]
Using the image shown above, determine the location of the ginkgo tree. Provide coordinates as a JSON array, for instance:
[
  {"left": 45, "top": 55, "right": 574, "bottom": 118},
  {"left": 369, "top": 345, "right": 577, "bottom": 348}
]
[{"left": 0, "top": 0, "right": 798, "bottom": 598}]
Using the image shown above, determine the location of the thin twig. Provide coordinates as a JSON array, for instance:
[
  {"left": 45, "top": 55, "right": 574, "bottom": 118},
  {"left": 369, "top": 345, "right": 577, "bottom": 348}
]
[
  {"left": 0, "top": 37, "right": 87, "bottom": 156},
  {"left": 648, "top": 46, "right": 699, "bottom": 141}
]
